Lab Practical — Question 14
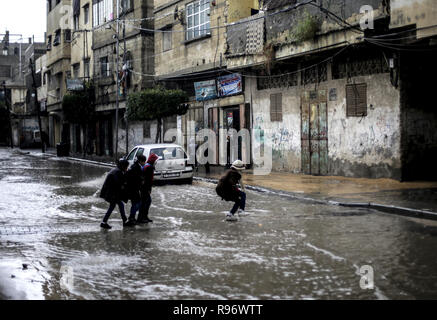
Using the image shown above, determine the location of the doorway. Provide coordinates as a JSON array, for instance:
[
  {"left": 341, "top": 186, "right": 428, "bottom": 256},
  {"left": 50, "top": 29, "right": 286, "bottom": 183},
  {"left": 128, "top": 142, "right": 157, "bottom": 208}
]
[
  {"left": 301, "top": 90, "right": 328, "bottom": 175},
  {"left": 223, "top": 106, "right": 241, "bottom": 165}
]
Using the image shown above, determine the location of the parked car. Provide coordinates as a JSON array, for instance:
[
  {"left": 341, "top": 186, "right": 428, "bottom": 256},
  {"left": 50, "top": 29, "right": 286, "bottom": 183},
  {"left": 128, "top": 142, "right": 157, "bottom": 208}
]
[{"left": 126, "top": 144, "right": 194, "bottom": 184}]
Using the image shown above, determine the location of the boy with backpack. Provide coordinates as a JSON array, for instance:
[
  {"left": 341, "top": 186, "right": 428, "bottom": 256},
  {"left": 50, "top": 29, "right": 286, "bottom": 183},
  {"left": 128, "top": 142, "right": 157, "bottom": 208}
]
[{"left": 216, "top": 160, "right": 246, "bottom": 221}]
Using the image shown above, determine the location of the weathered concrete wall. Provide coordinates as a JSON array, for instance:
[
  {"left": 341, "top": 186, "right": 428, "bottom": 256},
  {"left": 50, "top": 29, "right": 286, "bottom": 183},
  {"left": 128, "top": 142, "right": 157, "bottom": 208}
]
[
  {"left": 46, "top": 0, "right": 72, "bottom": 67},
  {"left": 246, "top": 67, "right": 401, "bottom": 178},
  {"left": 246, "top": 76, "right": 301, "bottom": 172},
  {"left": 117, "top": 121, "right": 159, "bottom": 154},
  {"left": 328, "top": 73, "right": 401, "bottom": 179},
  {"left": 70, "top": 0, "right": 93, "bottom": 78},
  {"left": 93, "top": 0, "right": 154, "bottom": 107},
  {"left": 154, "top": 0, "right": 227, "bottom": 78},
  {"left": 228, "top": 0, "right": 259, "bottom": 23},
  {"left": 226, "top": 0, "right": 388, "bottom": 69},
  {"left": 390, "top": 0, "right": 437, "bottom": 38}
]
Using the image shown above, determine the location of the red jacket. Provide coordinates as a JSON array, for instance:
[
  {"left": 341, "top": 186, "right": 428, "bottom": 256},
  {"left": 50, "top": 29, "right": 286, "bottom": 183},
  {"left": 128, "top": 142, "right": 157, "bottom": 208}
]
[{"left": 141, "top": 153, "right": 158, "bottom": 193}]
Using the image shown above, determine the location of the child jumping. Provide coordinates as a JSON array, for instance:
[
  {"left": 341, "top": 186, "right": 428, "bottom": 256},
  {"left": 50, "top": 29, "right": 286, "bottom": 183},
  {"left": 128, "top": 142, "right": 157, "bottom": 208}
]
[{"left": 216, "top": 160, "right": 246, "bottom": 221}]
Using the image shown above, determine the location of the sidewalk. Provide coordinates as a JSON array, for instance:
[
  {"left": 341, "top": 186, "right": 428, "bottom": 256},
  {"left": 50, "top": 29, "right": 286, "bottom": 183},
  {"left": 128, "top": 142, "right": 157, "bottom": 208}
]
[{"left": 18, "top": 148, "right": 437, "bottom": 221}]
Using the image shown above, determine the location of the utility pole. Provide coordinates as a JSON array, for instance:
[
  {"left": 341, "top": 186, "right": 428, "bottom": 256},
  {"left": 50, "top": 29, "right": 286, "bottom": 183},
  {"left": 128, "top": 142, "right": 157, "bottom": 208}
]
[
  {"left": 29, "top": 58, "right": 45, "bottom": 153},
  {"left": 2, "top": 81, "right": 14, "bottom": 148},
  {"left": 114, "top": 0, "right": 120, "bottom": 162},
  {"left": 123, "top": 11, "right": 129, "bottom": 155}
]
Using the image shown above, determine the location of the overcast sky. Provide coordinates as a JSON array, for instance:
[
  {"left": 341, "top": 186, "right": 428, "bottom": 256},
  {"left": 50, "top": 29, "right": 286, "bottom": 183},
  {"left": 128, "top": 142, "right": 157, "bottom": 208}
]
[{"left": 0, "top": 0, "right": 47, "bottom": 43}]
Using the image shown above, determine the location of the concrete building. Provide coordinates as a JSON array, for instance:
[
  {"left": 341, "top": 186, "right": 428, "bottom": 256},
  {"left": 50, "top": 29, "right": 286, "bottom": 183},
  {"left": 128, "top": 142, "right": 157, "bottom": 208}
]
[
  {"left": 68, "top": 0, "right": 94, "bottom": 154},
  {"left": 46, "top": 0, "right": 72, "bottom": 147},
  {"left": 92, "top": 0, "right": 155, "bottom": 158},
  {"left": 154, "top": 0, "right": 258, "bottom": 165},
  {"left": 1, "top": 32, "right": 47, "bottom": 148},
  {"left": 153, "top": 0, "right": 437, "bottom": 180}
]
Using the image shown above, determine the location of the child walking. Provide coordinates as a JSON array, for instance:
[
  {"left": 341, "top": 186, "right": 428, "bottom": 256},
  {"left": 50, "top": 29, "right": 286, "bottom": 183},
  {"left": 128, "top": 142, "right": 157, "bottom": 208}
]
[{"left": 99, "top": 159, "right": 130, "bottom": 229}]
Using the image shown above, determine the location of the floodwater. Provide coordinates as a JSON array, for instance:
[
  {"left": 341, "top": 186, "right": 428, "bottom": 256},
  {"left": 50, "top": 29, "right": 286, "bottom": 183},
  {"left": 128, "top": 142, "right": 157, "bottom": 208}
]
[{"left": 1, "top": 148, "right": 437, "bottom": 300}]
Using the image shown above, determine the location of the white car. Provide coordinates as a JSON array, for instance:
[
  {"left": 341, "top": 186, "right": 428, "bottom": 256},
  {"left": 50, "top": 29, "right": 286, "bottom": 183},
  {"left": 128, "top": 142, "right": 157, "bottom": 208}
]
[{"left": 126, "top": 144, "right": 194, "bottom": 184}]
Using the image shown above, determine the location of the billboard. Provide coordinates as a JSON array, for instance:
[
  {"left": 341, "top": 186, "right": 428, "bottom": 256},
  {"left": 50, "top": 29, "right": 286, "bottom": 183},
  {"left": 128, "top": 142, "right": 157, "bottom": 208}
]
[
  {"left": 194, "top": 80, "right": 217, "bottom": 101},
  {"left": 217, "top": 73, "right": 242, "bottom": 97},
  {"left": 66, "top": 79, "right": 84, "bottom": 91}
]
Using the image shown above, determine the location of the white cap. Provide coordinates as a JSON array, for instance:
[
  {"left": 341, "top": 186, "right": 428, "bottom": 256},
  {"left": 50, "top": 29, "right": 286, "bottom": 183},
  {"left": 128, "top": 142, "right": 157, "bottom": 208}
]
[{"left": 231, "top": 160, "right": 245, "bottom": 170}]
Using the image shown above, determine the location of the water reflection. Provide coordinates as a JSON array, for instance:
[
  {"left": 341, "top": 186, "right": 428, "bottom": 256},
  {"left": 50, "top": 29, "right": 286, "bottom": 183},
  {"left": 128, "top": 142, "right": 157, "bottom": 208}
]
[{"left": 1, "top": 150, "right": 437, "bottom": 299}]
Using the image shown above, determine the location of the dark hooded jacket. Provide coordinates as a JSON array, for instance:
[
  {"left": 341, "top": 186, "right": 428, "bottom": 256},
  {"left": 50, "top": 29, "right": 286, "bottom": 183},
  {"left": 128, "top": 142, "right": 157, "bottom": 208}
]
[
  {"left": 141, "top": 153, "right": 159, "bottom": 195},
  {"left": 126, "top": 161, "right": 143, "bottom": 202},
  {"left": 216, "top": 169, "right": 242, "bottom": 202},
  {"left": 100, "top": 167, "right": 128, "bottom": 203}
]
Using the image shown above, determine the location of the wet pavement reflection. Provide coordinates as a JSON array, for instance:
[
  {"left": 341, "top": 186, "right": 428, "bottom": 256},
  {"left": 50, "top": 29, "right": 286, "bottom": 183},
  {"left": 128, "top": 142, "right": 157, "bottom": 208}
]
[{"left": 1, "top": 149, "right": 437, "bottom": 299}]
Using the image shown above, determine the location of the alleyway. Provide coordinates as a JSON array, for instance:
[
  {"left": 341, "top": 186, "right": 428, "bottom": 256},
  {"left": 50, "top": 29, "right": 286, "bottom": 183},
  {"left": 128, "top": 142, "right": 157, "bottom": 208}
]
[{"left": 1, "top": 148, "right": 437, "bottom": 299}]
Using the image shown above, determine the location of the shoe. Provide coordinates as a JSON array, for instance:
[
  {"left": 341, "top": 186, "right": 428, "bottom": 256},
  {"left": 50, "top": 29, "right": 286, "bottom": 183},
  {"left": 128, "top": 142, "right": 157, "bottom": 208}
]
[
  {"left": 137, "top": 218, "right": 153, "bottom": 224},
  {"left": 225, "top": 213, "right": 238, "bottom": 221},
  {"left": 238, "top": 209, "right": 246, "bottom": 215},
  {"left": 100, "top": 222, "right": 112, "bottom": 230},
  {"left": 124, "top": 219, "right": 136, "bottom": 227}
]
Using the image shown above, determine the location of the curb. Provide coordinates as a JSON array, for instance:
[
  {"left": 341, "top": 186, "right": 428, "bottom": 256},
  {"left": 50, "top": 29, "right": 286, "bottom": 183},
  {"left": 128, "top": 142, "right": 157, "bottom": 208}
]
[
  {"left": 193, "top": 176, "right": 437, "bottom": 221},
  {"left": 21, "top": 150, "right": 437, "bottom": 222}
]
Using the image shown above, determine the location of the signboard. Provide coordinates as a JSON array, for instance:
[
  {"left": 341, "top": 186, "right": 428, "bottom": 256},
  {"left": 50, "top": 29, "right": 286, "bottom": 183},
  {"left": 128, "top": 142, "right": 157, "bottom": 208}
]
[
  {"left": 194, "top": 80, "right": 217, "bottom": 101},
  {"left": 66, "top": 79, "right": 84, "bottom": 91},
  {"left": 217, "top": 73, "right": 242, "bottom": 97}
]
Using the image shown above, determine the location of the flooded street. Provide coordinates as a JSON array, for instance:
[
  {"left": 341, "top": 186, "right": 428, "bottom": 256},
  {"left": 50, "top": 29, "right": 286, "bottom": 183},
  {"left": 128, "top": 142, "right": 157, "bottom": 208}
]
[{"left": 1, "top": 148, "right": 437, "bottom": 300}]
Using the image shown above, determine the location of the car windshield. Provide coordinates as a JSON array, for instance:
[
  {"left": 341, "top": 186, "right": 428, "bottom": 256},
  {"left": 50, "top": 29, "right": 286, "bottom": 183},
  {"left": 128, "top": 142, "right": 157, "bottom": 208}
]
[{"left": 151, "top": 147, "right": 186, "bottom": 160}]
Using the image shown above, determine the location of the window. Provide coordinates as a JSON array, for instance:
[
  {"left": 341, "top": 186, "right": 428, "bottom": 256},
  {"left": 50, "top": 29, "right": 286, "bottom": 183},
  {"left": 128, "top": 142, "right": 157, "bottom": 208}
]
[
  {"left": 64, "top": 29, "right": 72, "bottom": 42},
  {"left": 72, "top": 63, "right": 80, "bottom": 79},
  {"left": 74, "top": 14, "right": 80, "bottom": 30},
  {"left": 127, "top": 148, "right": 138, "bottom": 160},
  {"left": 84, "top": 4, "right": 90, "bottom": 25},
  {"left": 121, "top": 0, "right": 132, "bottom": 13},
  {"left": 100, "top": 56, "right": 110, "bottom": 77},
  {"left": 136, "top": 148, "right": 145, "bottom": 158},
  {"left": 47, "top": 35, "right": 52, "bottom": 51},
  {"left": 143, "top": 121, "right": 151, "bottom": 139},
  {"left": 93, "top": 0, "right": 114, "bottom": 27},
  {"left": 186, "top": 0, "right": 210, "bottom": 41},
  {"left": 2, "top": 49, "right": 8, "bottom": 56},
  {"left": 84, "top": 59, "right": 90, "bottom": 78},
  {"left": 270, "top": 93, "right": 282, "bottom": 122},
  {"left": 346, "top": 84, "right": 367, "bottom": 117},
  {"left": 53, "top": 30, "right": 61, "bottom": 46},
  {"left": 151, "top": 147, "right": 186, "bottom": 160},
  {"left": 162, "top": 28, "right": 172, "bottom": 52}
]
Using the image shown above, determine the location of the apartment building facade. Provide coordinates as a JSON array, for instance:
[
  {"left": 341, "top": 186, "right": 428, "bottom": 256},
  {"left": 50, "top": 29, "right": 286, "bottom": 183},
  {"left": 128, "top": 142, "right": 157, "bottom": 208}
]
[
  {"left": 46, "top": 0, "right": 72, "bottom": 147},
  {"left": 92, "top": 0, "right": 155, "bottom": 158}
]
